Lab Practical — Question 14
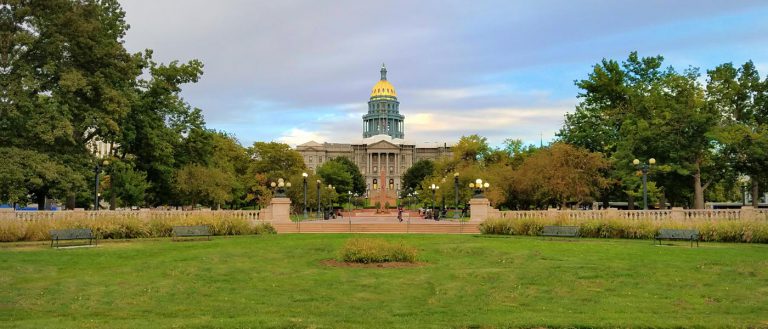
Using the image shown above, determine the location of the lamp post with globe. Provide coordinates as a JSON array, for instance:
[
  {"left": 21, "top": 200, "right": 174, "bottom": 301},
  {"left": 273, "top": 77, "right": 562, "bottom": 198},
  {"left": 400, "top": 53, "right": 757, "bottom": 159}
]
[{"left": 633, "top": 158, "right": 656, "bottom": 210}]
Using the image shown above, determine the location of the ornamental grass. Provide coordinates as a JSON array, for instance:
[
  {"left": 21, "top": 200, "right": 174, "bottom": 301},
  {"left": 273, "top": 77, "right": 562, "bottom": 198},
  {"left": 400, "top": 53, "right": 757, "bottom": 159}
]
[
  {"left": 0, "top": 215, "right": 275, "bottom": 242},
  {"left": 479, "top": 217, "right": 768, "bottom": 243},
  {"left": 338, "top": 238, "right": 418, "bottom": 263}
]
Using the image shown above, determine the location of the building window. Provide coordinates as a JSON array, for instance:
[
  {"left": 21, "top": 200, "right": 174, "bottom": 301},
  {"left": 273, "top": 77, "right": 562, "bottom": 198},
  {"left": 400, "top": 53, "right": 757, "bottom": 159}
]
[
  {"left": 389, "top": 166, "right": 393, "bottom": 174},
  {"left": 389, "top": 179, "right": 394, "bottom": 190},
  {"left": 373, "top": 179, "right": 378, "bottom": 190},
  {"left": 309, "top": 156, "right": 313, "bottom": 163}
]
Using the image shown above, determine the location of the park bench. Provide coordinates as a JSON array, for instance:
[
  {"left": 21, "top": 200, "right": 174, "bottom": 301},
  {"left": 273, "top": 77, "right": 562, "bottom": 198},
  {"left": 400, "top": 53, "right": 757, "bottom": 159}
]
[
  {"left": 656, "top": 229, "right": 699, "bottom": 247},
  {"left": 172, "top": 225, "right": 212, "bottom": 241},
  {"left": 540, "top": 225, "right": 580, "bottom": 238},
  {"left": 50, "top": 228, "right": 96, "bottom": 248}
]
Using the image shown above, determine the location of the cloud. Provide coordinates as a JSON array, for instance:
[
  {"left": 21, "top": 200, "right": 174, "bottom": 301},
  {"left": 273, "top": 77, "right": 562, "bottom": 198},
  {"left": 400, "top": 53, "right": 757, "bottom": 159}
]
[
  {"left": 276, "top": 128, "right": 329, "bottom": 146},
  {"left": 118, "top": 0, "right": 768, "bottom": 148}
]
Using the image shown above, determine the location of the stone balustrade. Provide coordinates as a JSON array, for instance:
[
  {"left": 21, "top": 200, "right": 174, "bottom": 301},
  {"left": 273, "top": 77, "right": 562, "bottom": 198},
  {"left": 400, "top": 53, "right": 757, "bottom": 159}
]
[
  {"left": 1, "top": 206, "right": 766, "bottom": 222},
  {"left": 0, "top": 209, "right": 263, "bottom": 222}
]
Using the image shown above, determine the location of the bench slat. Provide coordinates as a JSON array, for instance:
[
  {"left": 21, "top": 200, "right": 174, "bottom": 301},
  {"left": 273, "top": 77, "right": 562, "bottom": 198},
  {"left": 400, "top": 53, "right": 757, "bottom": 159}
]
[
  {"left": 541, "top": 225, "right": 579, "bottom": 237},
  {"left": 655, "top": 228, "right": 699, "bottom": 247},
  {"left": 50, "top": 228, "right": 95, "bottom": 248},
  {"left": 172, "top": 225, "right": 211, "bottom": 239}
]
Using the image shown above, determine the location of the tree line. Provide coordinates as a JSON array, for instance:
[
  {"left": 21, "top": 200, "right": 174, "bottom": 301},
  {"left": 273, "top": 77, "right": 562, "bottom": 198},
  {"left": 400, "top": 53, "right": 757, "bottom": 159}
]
[{"left": 1, "top": 2, "right": 765, "bottom": 210}]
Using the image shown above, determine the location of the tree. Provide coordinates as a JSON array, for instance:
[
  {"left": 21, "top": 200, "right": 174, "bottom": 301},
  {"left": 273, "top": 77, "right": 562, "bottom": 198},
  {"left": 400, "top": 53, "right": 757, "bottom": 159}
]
[
  {"left": 2, "top": 0, "right": 143, "bottom": 208},
  {"left": 512, "top": 143, "right": 611, "bottom": 208},
  {"left": 175, "top": 164, "right": 236, "bottom": 209},
  {"left": 452, "top": 135, "right": 490, "bottom": 164},
  {"left": 708, "top": 61, "right": 768, "bottom": 206},
  {"left": 119, "top": 57, "right": 206, "bottom": 206},
  {"left": 329, "top": 157, "right": 366, "bottom": 195},
  {"left": 401, "top": 160, "right": 435, "bottom": 195},
  {"left": 104, "top": 160, "right": 150, "bottom": 208},
  {"left": 316, "top": 161, "right": 353, "bottom": 195},
  {"left": 558, "top": 52, "right": 722, "bottom": 208},
  {"left": 248, "top": 142, "right": 306, "bottom": 180}
]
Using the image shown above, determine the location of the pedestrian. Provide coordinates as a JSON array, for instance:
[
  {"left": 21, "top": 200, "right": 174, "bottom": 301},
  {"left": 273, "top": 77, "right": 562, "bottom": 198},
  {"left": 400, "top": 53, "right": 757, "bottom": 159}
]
[{"left": 397, "top": 207, "right": 403, "bottom": 222}]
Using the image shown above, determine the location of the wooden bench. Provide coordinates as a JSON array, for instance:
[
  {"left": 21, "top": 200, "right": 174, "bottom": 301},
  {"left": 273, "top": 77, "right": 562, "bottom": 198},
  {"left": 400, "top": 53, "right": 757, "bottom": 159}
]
[
  {"left": 656, "top": 229, "right": 699, "bottom": 247},
  {"left": 172, "top": 225, "right": 211, "bottom": 241},
  {"left": 50, "top": 228, "right": 96, "bottom": 248},
  {"left": 541, "top": 225, "right": 580, "bottom": 238}
]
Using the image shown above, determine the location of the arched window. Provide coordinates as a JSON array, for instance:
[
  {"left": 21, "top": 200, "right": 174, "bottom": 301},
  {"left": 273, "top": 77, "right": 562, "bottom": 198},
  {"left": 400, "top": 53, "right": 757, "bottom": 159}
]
[{"left": 373, "top": 179, "right": 378, "bottom": 190}]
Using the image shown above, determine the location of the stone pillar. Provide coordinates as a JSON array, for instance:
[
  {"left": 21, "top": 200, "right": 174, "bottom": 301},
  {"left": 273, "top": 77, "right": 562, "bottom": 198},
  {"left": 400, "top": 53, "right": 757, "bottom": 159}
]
[
  {"left": 469, "top": 198, "right": 491, "bottom": 222},
  {"left": 740, "top": 206, "right": 756, "bottom": 220},
  {"left": 671, "top": 207, "right": 685, "bottom": 221},
  {"left": 269, "top": 197, "right": 292, "bottom": 222}
]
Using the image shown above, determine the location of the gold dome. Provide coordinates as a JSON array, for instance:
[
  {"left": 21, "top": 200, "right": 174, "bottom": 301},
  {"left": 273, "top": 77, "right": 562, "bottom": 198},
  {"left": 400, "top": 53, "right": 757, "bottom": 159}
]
[{"left": 371, "top": 79, "right": 397, "bottom": 97}]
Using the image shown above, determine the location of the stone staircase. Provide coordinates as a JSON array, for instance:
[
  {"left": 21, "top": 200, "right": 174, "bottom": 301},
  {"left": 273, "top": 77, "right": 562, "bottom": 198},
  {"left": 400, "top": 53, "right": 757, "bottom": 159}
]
[{"left": 270, "top": 221, "right": 481, "bottom": 234}]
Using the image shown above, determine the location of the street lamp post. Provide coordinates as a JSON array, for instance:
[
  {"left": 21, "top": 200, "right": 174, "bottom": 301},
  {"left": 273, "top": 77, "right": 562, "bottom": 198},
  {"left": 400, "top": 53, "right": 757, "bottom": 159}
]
[
  {"left": 316, "top": 179, "right": 322, "bottom": 219},
  {"left": 407, "top": 192, "right": 412, "bottom": 210},
  {"left": 327, "top": 185, "right": 334, "bottom": 218},
  {"left": 468, "top": 178, "right": 490, "bottom": 199},
  {"left": 429, "top": 183, "right": 439, "bottom": 220},
  {"left": 94, "top": 159, "right": 109, "bottom": 211},
  {"left": 633, "top": 158, "right": 656, "bottom": 210},
  {"left": 302, "top": 173, "right": 308, "bottom": 219},
  {"left": 453, "top": 173, "right": 459, "bottom": 219},
  {"left": 347, "top": 191, "right": 353, "bottom": 211},
  {"left": 269, "top": 178, "right": 291, "bottom": 197}
]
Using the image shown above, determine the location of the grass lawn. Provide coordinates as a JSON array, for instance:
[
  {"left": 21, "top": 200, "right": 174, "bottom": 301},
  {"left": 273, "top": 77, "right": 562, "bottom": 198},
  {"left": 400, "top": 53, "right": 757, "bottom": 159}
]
[{"left": 1, "top": 234, "right": 767, "bottom": 328}]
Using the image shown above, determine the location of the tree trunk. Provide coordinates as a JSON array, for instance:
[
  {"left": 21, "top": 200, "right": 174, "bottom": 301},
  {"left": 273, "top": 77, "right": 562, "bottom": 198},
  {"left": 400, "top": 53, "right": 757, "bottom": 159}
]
[
  {"left": 752, "top": 179, "right": 759, "bottom": 207},
  {"left": 693, "top": 169, "right": 705, "bottom": 209},
  {"left": 66, "top": 194, "right": 76, "bottom": 210},
  {"left": 627, "top": 193, "right": 635, "bottom": 210},
  {"left": 601, "top": 190, "right": 610, "bottom": 209},
  {"left": 36, "top": 194, "right": 46, "bottom": 210},
  {"left": 110, "top": 178, "right": 117, "bottom": 210},
  {"left": 659, "top": 193, "right": 667, "bottom": 210}
]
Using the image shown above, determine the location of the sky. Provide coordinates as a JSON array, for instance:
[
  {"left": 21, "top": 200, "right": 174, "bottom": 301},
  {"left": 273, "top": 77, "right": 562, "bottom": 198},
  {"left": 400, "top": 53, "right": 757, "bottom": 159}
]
[{"left": 119, "top": 0, "right": 768, "bottom": 148}]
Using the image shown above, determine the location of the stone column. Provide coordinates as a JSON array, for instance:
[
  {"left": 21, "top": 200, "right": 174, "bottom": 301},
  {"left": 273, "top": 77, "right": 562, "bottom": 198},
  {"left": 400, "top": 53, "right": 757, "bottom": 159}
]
[
  {"left": 741, "top": 206, "right": 756, "bottom": 220},
  {"left": 671, "top": 207, "right": 685, "bottom": 221},
  {"left": 469, "top": 198, "right": 491, "bottom": 222},
  {"left": 269, "top": 197, "right": 292, "bottom": 222}
]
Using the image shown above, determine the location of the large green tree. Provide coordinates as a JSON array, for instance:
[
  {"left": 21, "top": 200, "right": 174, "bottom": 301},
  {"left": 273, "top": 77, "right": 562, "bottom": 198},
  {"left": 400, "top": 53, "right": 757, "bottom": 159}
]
[
  {"left": 2, "top": 0, "right": 143, "bottom": 208},
  {"left": 707, "top": 61, "right": 768, "bottom": 206},
  {"left": 401, "top": 160, "right": 435, "bottom": 196},
  {"left": 559, "top": 52, "right": 722, "bottom": 208},
  {"left": 329, "top": 156, "right": 366, "bottom": 195}
]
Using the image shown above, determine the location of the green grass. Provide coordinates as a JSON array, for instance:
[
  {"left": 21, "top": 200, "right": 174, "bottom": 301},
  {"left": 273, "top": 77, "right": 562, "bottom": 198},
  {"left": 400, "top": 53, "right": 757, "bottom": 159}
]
[{"left": 1, "top": 235, "right": 767, "bottom": 328}]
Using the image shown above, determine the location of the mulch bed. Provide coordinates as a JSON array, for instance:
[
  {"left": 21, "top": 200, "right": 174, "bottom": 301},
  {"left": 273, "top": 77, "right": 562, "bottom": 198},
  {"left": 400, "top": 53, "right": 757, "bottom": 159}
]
[{"left": 320, "top": 259, "right": 425, "bottom": 268}]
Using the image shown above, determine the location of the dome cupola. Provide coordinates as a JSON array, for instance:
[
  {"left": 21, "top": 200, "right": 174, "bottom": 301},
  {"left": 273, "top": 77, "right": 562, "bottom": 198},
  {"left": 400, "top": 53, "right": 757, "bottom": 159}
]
[{"left": 363, "top": 64, "right": 404, "bottom": 139}]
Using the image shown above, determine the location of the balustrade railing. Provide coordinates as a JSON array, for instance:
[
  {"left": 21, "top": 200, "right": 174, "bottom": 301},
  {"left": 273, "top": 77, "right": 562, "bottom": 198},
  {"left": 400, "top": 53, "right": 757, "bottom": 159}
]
[
  {"left": 496, "top": 208, "right": 763, "bottom": 221},
  {"left": 0, "top": 210, "right": 263, "bottom": 222},
  {"left": 1, "top": 208, "right": 765, "bottom": 222}
]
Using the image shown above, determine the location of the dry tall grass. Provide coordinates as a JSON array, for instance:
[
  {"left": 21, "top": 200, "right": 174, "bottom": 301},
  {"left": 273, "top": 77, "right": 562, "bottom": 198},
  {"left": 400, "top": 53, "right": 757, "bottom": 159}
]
[
  {"left": 479, "top": 217, "right": 768, "bottom": 243},
  {"left": 0, "top": 215, "right": 275, "bottom": 242}
]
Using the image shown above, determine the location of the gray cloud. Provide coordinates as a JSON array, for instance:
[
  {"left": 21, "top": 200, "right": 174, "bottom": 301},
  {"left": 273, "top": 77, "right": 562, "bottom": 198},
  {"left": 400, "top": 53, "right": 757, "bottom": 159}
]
[{"left": 119, "top": 0, "right": 768, "bottom": 146}]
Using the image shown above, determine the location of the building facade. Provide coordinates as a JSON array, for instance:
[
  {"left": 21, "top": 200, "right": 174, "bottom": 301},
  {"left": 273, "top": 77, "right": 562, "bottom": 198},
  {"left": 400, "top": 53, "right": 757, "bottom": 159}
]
[{"left": 296, "top": 65, "right": 452, "bottom": 203}]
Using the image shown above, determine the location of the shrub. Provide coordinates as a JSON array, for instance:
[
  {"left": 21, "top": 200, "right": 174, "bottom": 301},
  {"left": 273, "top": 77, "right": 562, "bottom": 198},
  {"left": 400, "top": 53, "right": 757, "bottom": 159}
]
[
  {"left": 481, "top": 217, "right": 768, "bottom": 243},
  {"left": 338, "top": 238, "right": 418, "bottom": 263},
  {"left": 253, "top": 223, "right": 277, "bottom": 235}
]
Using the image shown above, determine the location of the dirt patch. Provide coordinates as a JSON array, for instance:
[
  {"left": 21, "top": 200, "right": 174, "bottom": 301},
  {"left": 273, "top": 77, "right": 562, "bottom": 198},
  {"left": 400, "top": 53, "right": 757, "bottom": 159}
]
[{"left": 321, "top": 259, "right": 425, "bottom": 268}]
